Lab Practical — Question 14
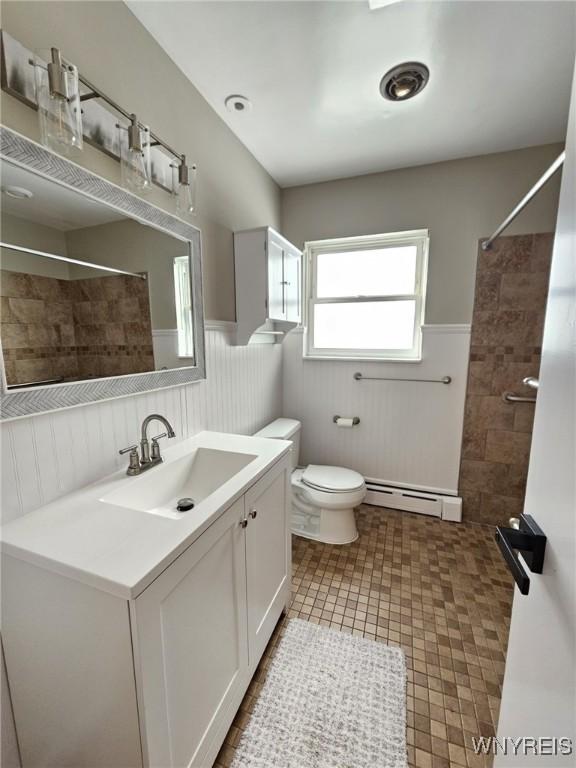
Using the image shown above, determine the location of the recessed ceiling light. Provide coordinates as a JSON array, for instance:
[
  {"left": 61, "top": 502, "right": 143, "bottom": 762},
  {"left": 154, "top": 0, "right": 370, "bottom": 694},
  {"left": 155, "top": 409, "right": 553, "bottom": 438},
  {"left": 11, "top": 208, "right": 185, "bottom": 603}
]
[
  {"left": 225, "top": 94, "right": 252, "bottom": 113},
  {"left": 380, "top": 62, "right": 429, "bottom": 101},
  {"left": 2, "top": 185, "right": 34, "bottom": 200}
]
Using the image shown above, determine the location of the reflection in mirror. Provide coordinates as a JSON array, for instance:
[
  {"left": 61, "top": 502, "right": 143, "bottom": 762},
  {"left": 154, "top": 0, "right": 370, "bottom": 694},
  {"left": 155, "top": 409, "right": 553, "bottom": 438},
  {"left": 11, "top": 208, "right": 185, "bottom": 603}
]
[{"left": 1, "top": 159, "right": 196, "bottom": 389}]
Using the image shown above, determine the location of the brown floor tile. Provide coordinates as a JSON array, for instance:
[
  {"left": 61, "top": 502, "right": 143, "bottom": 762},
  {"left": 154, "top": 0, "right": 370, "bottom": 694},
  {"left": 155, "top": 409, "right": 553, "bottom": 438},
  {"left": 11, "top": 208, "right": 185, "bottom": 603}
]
[{"left": 217, "top": 505, "right": 513, "bottom": 768}]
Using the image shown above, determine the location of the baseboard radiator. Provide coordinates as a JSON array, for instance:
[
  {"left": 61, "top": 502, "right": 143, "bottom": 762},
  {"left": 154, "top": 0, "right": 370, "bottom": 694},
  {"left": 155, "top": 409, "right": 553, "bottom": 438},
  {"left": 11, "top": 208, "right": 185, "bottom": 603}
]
[{"left": 364, "top": 480, "right": 462, "bottom": 522}]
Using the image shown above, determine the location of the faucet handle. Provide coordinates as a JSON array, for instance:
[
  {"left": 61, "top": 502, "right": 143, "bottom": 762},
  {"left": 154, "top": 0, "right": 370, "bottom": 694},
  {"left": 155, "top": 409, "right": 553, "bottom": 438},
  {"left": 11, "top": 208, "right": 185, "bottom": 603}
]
[
  {"left": 151, "top": 433, "right": 168, "bottom": 460},
  {"left": 119, "top": 444, "right": 138, "bottom": 455},
  {"left": 119, "top": 444, "right": 140, "bottom": 475}
]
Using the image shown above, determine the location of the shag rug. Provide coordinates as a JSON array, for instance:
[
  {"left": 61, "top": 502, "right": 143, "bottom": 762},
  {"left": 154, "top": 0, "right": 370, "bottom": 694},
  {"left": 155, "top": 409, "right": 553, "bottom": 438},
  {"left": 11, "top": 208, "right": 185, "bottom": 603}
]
[{"left": 230, "top": 618, "right": 407, "bottom": 768}]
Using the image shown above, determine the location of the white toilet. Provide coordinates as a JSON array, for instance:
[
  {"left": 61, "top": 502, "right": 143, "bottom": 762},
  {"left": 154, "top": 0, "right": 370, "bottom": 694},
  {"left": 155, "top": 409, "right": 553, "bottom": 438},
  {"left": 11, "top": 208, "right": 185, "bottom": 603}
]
[{"left": 254, "top": 418, "right": 366, "bottom": 545}]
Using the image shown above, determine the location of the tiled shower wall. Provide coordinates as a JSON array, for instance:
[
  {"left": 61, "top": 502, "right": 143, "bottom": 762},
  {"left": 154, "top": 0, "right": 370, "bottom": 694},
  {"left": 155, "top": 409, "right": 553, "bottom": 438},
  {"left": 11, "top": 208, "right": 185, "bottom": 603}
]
[
  {"left": 1, "top": 326, "right": 282, "bottom": 524},
  {"left": 459, "top": 233, "right": 553, "bottom": 525},
  {"left": 1, "top": 271, "right": 154, "bottom": 386}
]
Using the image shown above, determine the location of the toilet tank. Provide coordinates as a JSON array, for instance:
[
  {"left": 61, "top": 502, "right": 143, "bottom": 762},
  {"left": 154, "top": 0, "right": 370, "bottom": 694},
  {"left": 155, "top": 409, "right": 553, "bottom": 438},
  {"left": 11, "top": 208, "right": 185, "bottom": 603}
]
[{"left": 254, "top": 418, "right": 301, "bottom": 469}]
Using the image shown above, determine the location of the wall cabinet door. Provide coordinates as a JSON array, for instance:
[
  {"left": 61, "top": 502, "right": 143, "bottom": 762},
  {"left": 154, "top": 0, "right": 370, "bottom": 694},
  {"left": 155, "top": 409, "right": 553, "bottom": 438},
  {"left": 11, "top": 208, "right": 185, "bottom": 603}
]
[
  {"left": 267, "top": 234, "right": 285, "bottom": 321},
  {"left": 284, "top": 248, "right": 301, "bottom": 324},
  {"left": 244, "top": 460, "right": 291, "bottom": 668},
  {"left": 133, "top": 498, "right": 249, "bottom": 768}
]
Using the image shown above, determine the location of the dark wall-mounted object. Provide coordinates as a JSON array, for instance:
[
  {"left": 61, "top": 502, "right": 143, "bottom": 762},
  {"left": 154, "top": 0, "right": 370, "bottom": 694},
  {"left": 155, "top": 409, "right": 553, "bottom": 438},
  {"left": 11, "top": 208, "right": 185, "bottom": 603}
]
[{"left": 495, "top": 514, "right": 547, "bottom": 595}]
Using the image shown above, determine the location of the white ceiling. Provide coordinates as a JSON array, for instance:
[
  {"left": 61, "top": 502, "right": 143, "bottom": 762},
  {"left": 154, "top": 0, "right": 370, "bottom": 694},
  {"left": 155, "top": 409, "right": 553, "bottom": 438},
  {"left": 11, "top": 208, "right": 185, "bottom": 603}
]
[
  {"left": 1, "top": 163, "right": 125, "bottom": 230},
  {"left": 128, "top": 1, "right": 576, "bottom": 187}
]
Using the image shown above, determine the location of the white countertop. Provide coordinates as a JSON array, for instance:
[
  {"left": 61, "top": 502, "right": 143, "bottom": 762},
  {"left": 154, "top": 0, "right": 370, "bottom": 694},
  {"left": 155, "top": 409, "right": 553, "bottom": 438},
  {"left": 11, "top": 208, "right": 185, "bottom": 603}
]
[{"left": 1, "top": 431, "right": 291, "bottom": 600}]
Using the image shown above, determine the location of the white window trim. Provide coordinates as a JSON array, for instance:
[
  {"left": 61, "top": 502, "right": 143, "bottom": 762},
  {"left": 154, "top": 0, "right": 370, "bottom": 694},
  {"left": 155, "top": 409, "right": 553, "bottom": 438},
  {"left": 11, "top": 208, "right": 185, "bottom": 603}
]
[{"left": 303, "top": 229, "right": 429, "bottom": 361}]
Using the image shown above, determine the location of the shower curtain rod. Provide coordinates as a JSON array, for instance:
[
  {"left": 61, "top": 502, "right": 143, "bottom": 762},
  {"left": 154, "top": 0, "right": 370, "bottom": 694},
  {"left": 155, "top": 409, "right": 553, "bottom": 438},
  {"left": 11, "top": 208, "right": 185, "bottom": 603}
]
[
  {"left": 0, "top": 242, "right": 147, "bottom": 280},
  {"left": 481, "top": 151, "right": 565, "bottom": 251}
]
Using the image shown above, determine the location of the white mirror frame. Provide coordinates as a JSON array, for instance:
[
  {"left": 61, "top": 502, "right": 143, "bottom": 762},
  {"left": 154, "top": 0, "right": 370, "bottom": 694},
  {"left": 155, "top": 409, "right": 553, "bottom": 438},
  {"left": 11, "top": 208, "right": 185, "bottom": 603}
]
[{"left": 0, "top": 126, "right": 206, "bottom": 420}]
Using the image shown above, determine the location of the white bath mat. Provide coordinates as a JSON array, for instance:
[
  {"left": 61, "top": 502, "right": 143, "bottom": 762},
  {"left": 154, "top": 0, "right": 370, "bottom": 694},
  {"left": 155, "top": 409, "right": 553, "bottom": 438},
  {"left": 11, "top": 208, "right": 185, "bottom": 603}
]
[{"left": 230, "top": 618, "right": 407, "bottom": 768}]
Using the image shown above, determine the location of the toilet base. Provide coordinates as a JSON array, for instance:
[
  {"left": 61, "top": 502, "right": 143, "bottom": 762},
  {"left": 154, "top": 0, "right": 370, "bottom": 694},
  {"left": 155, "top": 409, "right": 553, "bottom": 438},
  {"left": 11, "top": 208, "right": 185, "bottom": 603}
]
[
  {"left": 291, "top": 525, "right": 359, "bottom": 546},
  {"left": 291, "top": 502, "right": 359, "bottom": 545}
]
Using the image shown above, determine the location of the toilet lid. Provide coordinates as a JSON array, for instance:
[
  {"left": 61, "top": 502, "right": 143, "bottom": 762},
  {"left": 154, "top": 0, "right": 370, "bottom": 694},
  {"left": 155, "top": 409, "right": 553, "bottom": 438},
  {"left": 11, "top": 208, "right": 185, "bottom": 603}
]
[{"left": 302, "top": 465, "right": 365, "bottom": 493}]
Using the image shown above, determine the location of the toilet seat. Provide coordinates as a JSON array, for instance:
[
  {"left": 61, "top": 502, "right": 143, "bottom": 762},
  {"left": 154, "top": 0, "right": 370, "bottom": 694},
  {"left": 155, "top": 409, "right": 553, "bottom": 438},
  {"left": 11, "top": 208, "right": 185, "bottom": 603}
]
[
  {"left": 292, "top": 468, "right": 366, "bottom": 511},
  {"left": 301, "top": 464, "right": 365, "bottom": 494}
]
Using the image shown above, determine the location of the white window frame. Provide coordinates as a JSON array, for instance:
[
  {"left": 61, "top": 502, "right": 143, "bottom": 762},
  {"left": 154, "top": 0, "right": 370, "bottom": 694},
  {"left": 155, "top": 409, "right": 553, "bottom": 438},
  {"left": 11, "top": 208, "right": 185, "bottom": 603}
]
[{"left": 304, "top": 229, "right": 429, "bottom": 361}]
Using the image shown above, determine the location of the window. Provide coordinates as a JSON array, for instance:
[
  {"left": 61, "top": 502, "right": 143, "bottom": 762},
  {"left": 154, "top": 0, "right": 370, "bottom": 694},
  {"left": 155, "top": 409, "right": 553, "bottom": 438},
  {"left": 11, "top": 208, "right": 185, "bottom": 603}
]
[
  {"left": 305, "top": 230, "right": 428, "bottom": 360},
  {"left": 173, "top": 255, "right": 194, "bottom": 358}
]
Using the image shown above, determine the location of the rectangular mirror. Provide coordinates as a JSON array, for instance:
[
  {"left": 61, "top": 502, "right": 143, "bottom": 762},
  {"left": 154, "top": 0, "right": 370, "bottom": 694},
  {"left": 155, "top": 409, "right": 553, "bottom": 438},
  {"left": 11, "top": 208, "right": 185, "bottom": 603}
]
[{"left": 0, "top": 127, "right": 205, "bottom": 420}]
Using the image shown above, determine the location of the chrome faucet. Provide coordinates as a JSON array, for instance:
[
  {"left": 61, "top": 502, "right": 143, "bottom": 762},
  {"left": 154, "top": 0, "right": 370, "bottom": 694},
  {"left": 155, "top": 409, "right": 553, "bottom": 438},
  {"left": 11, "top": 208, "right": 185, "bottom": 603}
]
[{"left": 119, "top": 413, "right": 176, "bottom": 475}]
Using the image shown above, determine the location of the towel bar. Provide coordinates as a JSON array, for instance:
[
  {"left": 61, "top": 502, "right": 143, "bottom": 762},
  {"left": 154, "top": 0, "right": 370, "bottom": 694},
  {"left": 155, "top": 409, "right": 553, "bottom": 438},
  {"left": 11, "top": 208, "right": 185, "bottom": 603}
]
[{"left": 353, "top": 372, "right": 451, "bottom": 384}]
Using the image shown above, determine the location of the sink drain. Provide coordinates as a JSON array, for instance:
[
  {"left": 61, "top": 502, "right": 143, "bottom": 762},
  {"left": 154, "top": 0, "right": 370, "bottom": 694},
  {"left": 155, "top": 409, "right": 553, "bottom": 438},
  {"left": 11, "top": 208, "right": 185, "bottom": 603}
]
[{"left": 176, "top": 497, "right": 195, "bottom": 512}]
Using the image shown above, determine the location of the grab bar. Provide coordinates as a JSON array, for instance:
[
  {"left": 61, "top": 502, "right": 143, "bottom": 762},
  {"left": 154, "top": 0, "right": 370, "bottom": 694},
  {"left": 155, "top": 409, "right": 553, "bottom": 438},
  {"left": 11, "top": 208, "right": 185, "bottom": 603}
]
[
  {"left": 354, "top": 372, "right": 451, "bottom": 384},
  {"left": 7, "top": 376, "right": 64, "bottom": 389},
  {"left": 523, "top": 376, "right": 539, "bottom": 390},
  {"left": 502, "top": 391, "right": 537, "bottom": 404}
]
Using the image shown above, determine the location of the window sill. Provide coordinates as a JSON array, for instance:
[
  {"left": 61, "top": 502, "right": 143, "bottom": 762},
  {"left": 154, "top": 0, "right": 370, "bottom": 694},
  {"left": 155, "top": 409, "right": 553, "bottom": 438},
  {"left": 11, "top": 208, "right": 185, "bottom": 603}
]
[{"left": 303, "top": 355, "right": 422, "bottom": 363}]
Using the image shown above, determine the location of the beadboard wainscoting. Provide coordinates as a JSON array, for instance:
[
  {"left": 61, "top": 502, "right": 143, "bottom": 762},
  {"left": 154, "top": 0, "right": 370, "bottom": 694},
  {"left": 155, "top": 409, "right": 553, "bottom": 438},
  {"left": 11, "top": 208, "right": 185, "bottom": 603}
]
[
  {"left": 282, "top": 325, "right": 471, "bottom": 496},
  {"left": 1, "top": 323, "right": 282, "bottom": 524}
]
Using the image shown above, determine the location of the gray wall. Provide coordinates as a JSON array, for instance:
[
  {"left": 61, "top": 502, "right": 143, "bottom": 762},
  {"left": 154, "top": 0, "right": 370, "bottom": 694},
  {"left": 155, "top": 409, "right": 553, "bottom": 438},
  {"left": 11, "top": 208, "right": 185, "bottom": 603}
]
[
  {"left": 282, "top": 144, "right": 563, "bottom": 324},
  {"left": 1, "top": 214, "right": 70, "bottom": 279},
  {"left": 0, "top": 0, "right": 281, "bottom": 321}
]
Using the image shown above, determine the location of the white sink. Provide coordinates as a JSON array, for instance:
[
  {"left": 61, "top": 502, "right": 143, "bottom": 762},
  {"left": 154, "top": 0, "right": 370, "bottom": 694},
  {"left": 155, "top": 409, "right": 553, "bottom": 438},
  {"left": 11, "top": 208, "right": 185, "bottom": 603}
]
[{"left": 100, "top": 447, "right": 258, "bottom": 519}]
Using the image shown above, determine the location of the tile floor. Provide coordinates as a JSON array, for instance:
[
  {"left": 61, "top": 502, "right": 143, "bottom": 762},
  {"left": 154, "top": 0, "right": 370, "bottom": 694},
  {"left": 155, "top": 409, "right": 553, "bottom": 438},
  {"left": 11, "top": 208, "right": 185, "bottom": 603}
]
[{"left": 216, "top": 505, "right": 514, "bottom": 768}]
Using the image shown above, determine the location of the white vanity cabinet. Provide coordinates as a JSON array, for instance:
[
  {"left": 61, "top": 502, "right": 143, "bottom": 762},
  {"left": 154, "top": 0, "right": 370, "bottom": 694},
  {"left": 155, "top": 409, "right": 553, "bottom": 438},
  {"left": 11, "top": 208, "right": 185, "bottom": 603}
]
[
  {"left": 234, "top": 226, "right": 302, "bottom": 344},
  {"left": 2, "top": 453, "right": 291, "bottom": 768}
]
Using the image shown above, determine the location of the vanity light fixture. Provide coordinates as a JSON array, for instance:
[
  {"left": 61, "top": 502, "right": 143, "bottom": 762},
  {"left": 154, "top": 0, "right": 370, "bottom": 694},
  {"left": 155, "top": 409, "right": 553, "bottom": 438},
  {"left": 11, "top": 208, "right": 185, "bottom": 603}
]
[
  {"left": 32, "top": 47, "right": 83, "bottom": 153},
  {"left": 20, "top": 38, "right": 197, "bottom": 201},
  {"left": 172, "top": 155, "right": 198, "bottom": 218},
  {"left": 380, "top": 62, "right": 429, "bottom": 101},
  {"left": 117, "top": 114, "right": 152, "bottom": 193}
]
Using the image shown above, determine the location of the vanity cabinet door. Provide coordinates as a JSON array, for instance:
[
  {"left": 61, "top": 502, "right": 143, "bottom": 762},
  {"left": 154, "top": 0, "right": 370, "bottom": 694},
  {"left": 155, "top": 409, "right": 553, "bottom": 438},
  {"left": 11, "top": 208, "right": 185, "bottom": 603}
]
[
  {"left": 133, "top": 498, "right": 249, "bottom": 768},
  {"left": 244, "top": 457, "right": 291, "bottom": 669}
]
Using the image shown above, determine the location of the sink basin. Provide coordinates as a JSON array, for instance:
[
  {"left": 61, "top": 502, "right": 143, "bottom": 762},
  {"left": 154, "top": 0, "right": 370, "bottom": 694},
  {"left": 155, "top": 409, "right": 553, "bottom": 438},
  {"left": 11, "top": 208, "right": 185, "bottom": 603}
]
[{"left": 101, "top": 447, "right": 258, "bottom": 519}]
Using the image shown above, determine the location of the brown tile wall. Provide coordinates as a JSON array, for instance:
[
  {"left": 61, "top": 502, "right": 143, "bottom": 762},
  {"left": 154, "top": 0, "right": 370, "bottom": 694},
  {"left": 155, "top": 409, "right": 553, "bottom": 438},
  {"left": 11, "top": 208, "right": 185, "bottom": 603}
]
[
  {"left": 0, "top": 271, "right": 154, "bottom": 385},
  {"left": 459, "top": 233, "right": 553, "bottom": 525}
]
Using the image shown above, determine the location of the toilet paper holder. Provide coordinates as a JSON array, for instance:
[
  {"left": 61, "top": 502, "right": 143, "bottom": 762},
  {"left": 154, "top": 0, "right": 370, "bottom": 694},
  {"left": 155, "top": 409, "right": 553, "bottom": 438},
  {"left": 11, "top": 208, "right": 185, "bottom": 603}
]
[{"left": 333, "top": 415, "right": 360, "bottom": 426}]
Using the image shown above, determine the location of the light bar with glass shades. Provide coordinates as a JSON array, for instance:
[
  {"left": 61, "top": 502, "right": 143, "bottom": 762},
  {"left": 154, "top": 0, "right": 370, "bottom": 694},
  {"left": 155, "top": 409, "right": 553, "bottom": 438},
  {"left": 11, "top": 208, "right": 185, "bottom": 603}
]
[{"left": 27, "top": 45, "right": 197, "bottom": 216}]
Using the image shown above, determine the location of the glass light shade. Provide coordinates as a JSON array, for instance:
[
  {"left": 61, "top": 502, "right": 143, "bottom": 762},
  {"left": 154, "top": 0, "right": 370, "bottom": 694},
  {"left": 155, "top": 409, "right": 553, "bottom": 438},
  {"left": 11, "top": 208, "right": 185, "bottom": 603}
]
[
  {"left": 173, "top": 163, "right": 198, "bottom": 218},
  {"left": 33, "top": 50, "right": 83, "bottom": 154},
  {"left": 117, "top": 120, "right": 152, "bottom": 194}
]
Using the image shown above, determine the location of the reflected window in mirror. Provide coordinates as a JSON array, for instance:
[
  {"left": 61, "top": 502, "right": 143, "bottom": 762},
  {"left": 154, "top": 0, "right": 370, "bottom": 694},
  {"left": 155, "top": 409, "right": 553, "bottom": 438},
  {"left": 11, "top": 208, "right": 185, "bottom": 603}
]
[{"left": 173, "top": 255, "right": 194, "bottom": 360}]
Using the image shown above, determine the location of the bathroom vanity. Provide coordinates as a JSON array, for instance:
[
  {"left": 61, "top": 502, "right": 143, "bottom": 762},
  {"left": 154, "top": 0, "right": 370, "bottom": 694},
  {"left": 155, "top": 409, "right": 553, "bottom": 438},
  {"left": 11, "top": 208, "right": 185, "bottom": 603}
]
[{"left": 1, "top": 431, "right": 292, "bottom": 768}]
